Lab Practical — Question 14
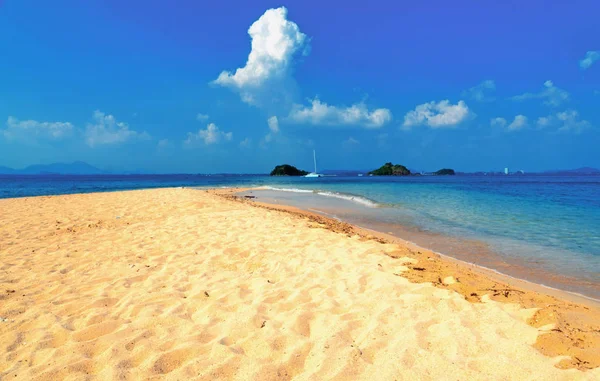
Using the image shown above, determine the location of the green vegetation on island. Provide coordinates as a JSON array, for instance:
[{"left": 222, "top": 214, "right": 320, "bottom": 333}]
[
  {"left": 368, "top": 162, "right": 411, "bottom": 176},
  {"left": 435, "top": 168, "right": 455, "bottom": 175},
  {"left": 368, "top": 163, "right": 456, "bottom": 176},
  {"left": 269, "top": 164, "right": 309, "bottom": 176}
]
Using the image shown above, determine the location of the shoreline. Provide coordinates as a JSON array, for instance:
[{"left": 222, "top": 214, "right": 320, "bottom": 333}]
[
  {"left": 1, "top": 187, "right": 599, "bottom": 378},
  {"left": 219, "top": 187, "right": 600, "bottom": 307}
]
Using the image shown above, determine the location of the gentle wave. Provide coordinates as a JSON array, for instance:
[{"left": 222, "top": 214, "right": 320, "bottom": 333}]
[
  {"left": 259, "top": 186, "right": 313, "bottom": 193},
  {"left": 259, "top": 186, "right": 380, "bottom": 208}
]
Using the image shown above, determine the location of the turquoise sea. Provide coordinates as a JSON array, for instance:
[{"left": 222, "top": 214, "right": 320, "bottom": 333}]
[{"left": 1, "top": 174, "right": 599, "bottom": 299}]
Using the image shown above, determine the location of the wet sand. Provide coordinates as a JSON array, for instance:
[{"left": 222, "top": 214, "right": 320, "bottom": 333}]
[{"left": 1, "top": 188, "right": 599, "bottom": 380}]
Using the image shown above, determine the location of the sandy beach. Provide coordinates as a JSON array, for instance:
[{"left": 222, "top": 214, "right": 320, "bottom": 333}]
[{"left": 1, "top": 188, "right": 599, "bottom": 380}]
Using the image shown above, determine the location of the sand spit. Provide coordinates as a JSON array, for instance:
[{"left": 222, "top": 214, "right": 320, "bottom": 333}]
[{"left": 0, "top": 188, "right": 598, "bottom": 380}]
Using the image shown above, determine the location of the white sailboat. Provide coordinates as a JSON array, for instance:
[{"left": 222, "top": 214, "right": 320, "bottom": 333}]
[{"left": 304, "top": 150, "right": 321, "bottom": 178}]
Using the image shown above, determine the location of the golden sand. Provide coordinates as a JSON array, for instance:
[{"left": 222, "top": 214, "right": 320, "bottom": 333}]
[{"left": 1, "top": 188, "right": 599, "bottom": 380}]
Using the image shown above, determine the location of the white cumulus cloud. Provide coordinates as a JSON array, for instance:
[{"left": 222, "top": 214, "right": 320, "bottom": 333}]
[
  {"left": 288, "top": 99, "right": 392, "bottom": 128},
  {"left": 403, "top": 100, "right": 470, "bottom": 128},
  {"left": 536, "top": 110, "right": 591, "bottom": 133},
  {"left": 463, "top": 80, "right": 496, "bottom": 102},
  {"left": 196, "top": 113, "right": 209, "bottom": 121},
  {"left": 185, "top": 123, "right": 233, "bottom": 145},
  {"left": 85, "top": 111, "right": 147, "bottom": 148},
  {"left": 2, "top": 116, "right": 74, "bottom": 141},
  {"left": 212, "top": 7, "right": 308, "bottom": 107},
  {"left": 579, "top": 51, "right": 600, "bottom": 70},
  {"left": 511, "top": 80, "right": 569, "bottom": 107}
]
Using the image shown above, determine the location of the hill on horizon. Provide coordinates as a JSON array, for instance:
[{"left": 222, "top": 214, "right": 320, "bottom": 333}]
[
  {"left": 0, "top": 161, "right": 105, "bottom": 175},
  {"left": 543, "top": 167, "right": 600, "bottom": 175}
]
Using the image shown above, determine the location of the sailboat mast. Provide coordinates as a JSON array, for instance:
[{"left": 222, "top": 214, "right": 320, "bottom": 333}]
[{"left": 313, "top": 150, "right": 317, "bottom": 173}]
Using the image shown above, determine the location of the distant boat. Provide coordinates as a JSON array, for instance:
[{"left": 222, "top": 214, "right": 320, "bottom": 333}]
[{"left": 305, "top": 150, "right": 322, "bottom": 178}]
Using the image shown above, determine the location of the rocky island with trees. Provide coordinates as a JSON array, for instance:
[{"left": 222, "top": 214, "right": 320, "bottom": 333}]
[
  {"left": 368, "top": 162, "right": 411, "bottom": 176},
  {"left": 434, "top": 168, "right": 455, "bottom": 175},
  {"left": 269, "top": 162, "right": 455, "bottom": 176},
  {"left": 368, "top": 162, "right": 456, "bottom": 176},
  {"left": 269, "top": 164, "right": 309, "bottom": 176}
]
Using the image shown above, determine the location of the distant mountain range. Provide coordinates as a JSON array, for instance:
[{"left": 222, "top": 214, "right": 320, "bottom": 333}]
[
  {"left": 542, "top": 167, "right": 600, "bottom": 175},
  {"left": 0, "top": 161, "right": 125, "bottom": 175}
]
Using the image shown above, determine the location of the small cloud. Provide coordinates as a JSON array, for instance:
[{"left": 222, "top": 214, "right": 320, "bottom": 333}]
[
  {"left": 212, "top": 7, "right": 309, "bottom": 107},
  {"left": 85, "top": 111, "right": 147, "bottom": 147},
  {"left": 288, "top": 98, "right": 392, "bottom": 128},
  {"left": 579, "top": 51, "right": 600, "bottom": 70},
  {"left": 239, "top": 137, "right": 252, "bottom": 148},
  {"left": 157, "top": 139, "right": 170, "bottom": 148},
  {"left": 403, "top": 100, "right": 471, "bottom": 129},
  {"left": 463, "top": 80, "right": 496, "bottom": 102},
  {"left": 2, "top": 116, "right": 74, "bottom": 141},
  {"left": 536, "top": 110, "right": 591, "bottom": 133},
  {"left": 511, "top": 80, "right": 569, "bottom": 107},
  {"left": 185, "top": 123, "right": 233, "bottom": 145},
  {"left": 342, "top": 136, "right": 360, "bottom": 146},
  {"left": 491, "top": 115, "right": 528, "bottom": 131},
  {"left": 196, "top": 113, "right": 210, "bottom": 121},
  {"left": 537, "top": 116, "right": 550, "bottom": 128},
  {"left": 267, "top": 116, "right": 279, "bottom": 133},
  {"left": 262, "top": 116, "right": 281, "bottom": 144},
  {"left": 507, "top": 115, "right": 528, "bottom": 131},
  {"left": 490, "top": 117, "right": 507, "bottom": 128}
]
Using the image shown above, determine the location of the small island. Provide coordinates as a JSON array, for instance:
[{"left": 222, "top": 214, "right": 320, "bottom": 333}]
[
  {"left": 270, "top": 164, "right": 309, "bottom": 176},
  {"left": 368, "top": 162, "right": 411, "bottom": 176},
  {"left": 434, "top": 168, "right": 455, "bottom": 175}
]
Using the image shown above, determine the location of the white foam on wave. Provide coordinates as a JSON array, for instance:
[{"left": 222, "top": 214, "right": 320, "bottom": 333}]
[
  {"left": 259, "top": 186, "right": 380, "bottom": 208},
  {"left": 315, "top": 191, "right": 379, "bottom": 208},
  {"left": 260, "top": 186, "right": 313, "bottom": 193}
]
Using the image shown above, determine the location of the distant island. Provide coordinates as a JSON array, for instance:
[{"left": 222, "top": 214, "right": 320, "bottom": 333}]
[
  {"left": 434, "top": 168, "right": 455, "bottom": 175},
  {"left": 369, "top": 162, "right": 411, "bottom": 176},
  {"left": 367, "top": 163, "right": 458, "bottom": 176},
  {"left": 270, "top": 164, "right": 309, "bottom": 176}
]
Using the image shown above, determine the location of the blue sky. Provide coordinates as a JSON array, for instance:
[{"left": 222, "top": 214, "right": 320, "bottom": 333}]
[{"left": 1, "top": 0, "right": 599, "bottom": 173}]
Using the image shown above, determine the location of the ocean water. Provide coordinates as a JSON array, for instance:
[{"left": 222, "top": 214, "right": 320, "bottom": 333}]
[{"left": 1, "top": 174, "right": 599, "bottom": 299}]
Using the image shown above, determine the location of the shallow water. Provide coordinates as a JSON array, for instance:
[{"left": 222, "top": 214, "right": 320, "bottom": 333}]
[{"left": 1, "top": 174, "right": 599, "bottom": 299}]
